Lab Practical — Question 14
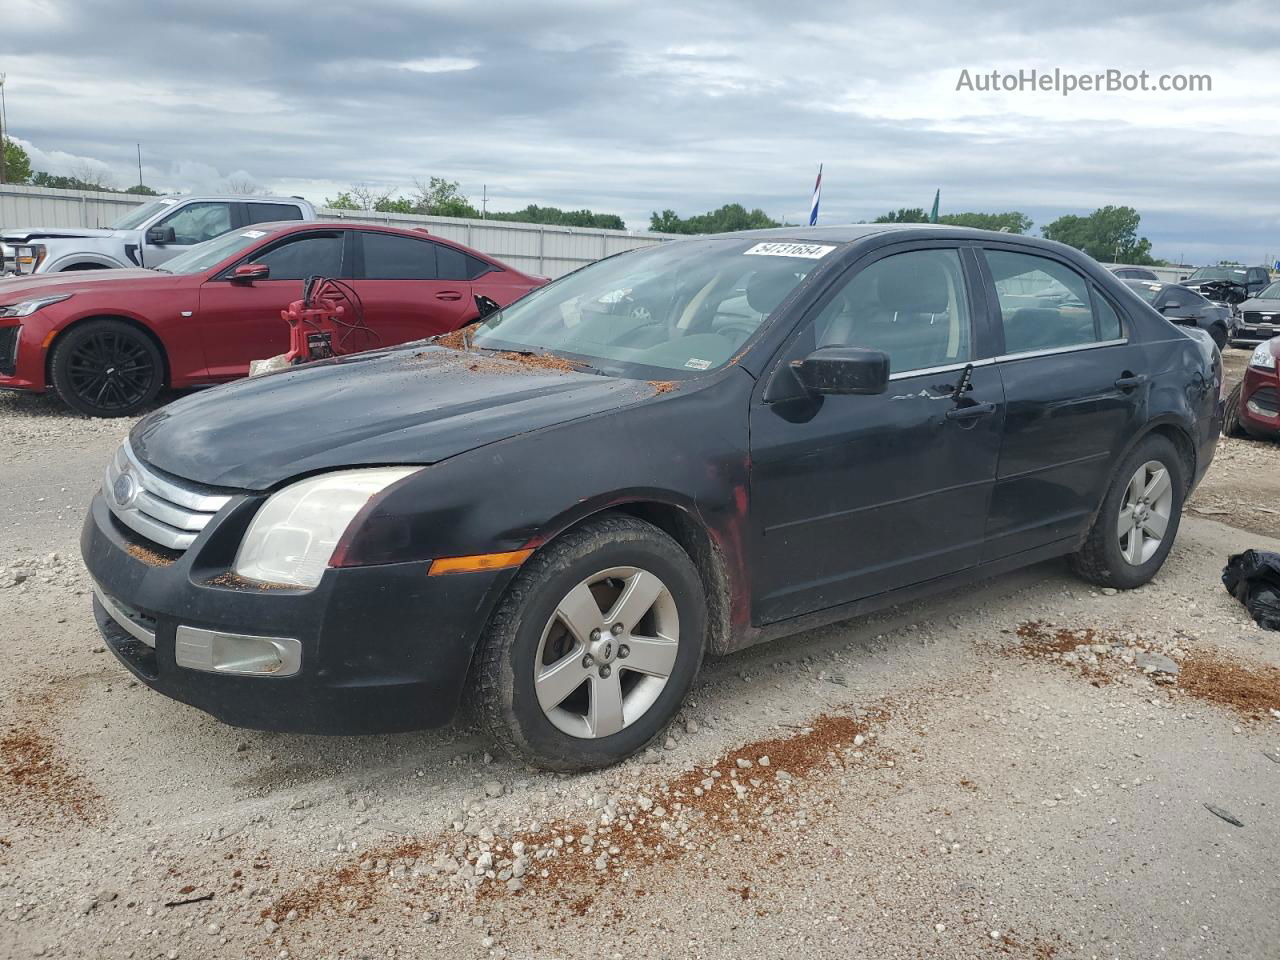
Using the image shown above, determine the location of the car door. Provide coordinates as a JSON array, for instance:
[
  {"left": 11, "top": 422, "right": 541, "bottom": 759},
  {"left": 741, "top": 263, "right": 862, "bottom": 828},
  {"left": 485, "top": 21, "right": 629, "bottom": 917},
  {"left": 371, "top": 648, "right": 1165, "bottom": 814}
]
[
  {"left": 748, "top": 244, "right": 1005, "bottom": 624},
  {"left": 351, "top": 231, "right": 476, "bottom": 346},
  {"left": 1247, "top": 268, "right": 1269, "bottom": 298},
  {"left": 195, "top": 229, "right": 349, "bottom": 379},
  {"left": 142, "top": 201, "right": 237, "bottom": 268},
  {"left": 978, "top": 246, "right": 1146, "bottom": 561}
]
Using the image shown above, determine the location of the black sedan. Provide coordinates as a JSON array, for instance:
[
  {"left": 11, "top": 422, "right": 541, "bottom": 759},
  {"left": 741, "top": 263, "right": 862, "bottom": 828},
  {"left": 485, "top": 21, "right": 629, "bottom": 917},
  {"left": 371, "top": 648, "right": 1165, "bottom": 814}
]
[
  {"left": 1122, "top": 279, "right": 1237, "bottom": 348},
  {"left": 82, "top": 225, "right": 1222, "bottom": 770}
]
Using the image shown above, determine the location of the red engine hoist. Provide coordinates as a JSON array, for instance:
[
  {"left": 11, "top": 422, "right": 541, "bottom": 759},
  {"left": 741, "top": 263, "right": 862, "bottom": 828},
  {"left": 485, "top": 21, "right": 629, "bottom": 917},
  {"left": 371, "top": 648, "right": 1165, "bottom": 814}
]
[{"left": 281, "top": 276, "right": 376, "bottom": 364}]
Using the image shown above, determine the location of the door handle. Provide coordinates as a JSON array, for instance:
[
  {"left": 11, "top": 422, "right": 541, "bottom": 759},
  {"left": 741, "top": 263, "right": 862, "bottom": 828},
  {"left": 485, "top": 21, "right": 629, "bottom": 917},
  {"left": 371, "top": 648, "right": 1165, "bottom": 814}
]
[
  {"left": 435, "top": 291, "right": 463, "bottom": 301},
  {"left": 944, "top": 401, "right": 997, "bottom": 422},
  {"left": 1114, "top": 373, "right": 1148, "bottom": 390}
]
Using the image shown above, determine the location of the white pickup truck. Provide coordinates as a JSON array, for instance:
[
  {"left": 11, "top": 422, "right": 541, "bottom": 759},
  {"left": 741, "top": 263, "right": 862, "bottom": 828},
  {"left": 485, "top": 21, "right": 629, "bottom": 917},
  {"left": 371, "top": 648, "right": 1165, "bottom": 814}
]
[{"left": 1, "top": 194, "right": 316, "bottom": 275}]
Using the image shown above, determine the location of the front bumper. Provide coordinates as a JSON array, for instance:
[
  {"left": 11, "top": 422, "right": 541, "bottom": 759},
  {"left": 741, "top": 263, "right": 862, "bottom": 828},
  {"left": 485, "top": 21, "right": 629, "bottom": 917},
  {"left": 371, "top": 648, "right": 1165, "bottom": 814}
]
[
  {"left": 1238, "top": 368, "right": 1280, "bottom": 439},
  {"left": 82, "top": 491, "right": 514, "bottom": 734},
  {"left": 1231, "top": 322, "right": 1279, "bottom": 346}
]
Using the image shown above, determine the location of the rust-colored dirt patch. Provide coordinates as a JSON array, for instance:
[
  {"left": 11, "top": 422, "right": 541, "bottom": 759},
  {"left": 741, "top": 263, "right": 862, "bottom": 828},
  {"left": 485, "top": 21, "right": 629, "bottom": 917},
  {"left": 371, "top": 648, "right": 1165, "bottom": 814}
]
[
  {"left": 205, "top": 571, "right": 296, "bottom": 591},
  {"left": 1178, "top": 652, "right": 1280, "bottom": 720},
  {"left": 126, "top": 542, "right": 178, "bottom": 567},
  {"left": 649, "top": 380, "right": 676, "bottom": 395},
  {"left": 0, "top": 726, "right": 103, "bottom": 825},
  {"left": 432, "top": 328, "right": 473, "bottom": 351},
  {"left": 266, "top": 707, "right": 889, "bottom": 928}
]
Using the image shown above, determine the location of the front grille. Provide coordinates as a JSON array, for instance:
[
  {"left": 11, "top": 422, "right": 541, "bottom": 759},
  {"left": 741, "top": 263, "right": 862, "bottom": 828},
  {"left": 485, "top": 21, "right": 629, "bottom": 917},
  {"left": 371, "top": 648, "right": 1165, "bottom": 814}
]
[
  {"left": 0, "top": 325, "right": 18, "bottom": 376},
  {"left": 1247, "top": 386, "right": 1279, "bottom": 417},
  {"left": 1242, "top": 311, "right": 1277, "bottom": 325},
  {"left": 105, "top": 441, "right": 233, "bottom": 550}
]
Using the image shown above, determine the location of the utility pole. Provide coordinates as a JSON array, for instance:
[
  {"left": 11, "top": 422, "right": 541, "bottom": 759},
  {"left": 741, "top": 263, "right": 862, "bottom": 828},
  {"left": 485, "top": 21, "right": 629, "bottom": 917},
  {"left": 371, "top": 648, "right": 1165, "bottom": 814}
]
[
  {"left": 481, "top": 184, "right": 487, "bottom": 220},
  {"left": 136, "top": 143, "right": 143, "bottom": 189},
  {"left": 0, "top": 73, "right": 8, "bottom": 185}
]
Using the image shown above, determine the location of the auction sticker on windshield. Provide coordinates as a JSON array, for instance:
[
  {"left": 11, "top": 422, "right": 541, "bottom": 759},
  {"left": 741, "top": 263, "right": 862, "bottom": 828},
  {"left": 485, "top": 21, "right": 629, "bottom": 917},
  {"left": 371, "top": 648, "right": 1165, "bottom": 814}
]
[{"left": 744, "top": 242, "right": 836, "bottom": 259}]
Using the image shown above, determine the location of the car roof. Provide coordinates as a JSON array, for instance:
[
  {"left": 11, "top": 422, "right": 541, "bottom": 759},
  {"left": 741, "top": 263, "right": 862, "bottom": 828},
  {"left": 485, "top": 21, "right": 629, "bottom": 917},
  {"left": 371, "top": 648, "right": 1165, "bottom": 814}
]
[
  {"left": 155, "top": 194, "right": 311, "bottom": 205},
  {"left": 702, "top": 222, "right": 1065, "bottom": 248}
]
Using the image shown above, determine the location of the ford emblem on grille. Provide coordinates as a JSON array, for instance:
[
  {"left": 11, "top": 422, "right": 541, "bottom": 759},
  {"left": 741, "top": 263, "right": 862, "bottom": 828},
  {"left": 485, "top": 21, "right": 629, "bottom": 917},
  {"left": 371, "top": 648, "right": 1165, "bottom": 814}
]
[{"left": 112, "top": 470, "right": 138, "bottom": 507}]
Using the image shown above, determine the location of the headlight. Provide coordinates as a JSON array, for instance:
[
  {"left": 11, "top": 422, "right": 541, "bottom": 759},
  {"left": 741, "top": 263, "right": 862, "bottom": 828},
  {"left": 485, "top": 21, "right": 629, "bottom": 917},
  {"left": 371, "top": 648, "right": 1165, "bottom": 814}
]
[
  {"left": 233, "top": 467, "right": 420, "bottom": 588},
  {"left": 1250, "top": 341, "right": 1277, "bottom": 371},
  {"left": 0, "top": 293, "right": 72, "bottom": 318}
]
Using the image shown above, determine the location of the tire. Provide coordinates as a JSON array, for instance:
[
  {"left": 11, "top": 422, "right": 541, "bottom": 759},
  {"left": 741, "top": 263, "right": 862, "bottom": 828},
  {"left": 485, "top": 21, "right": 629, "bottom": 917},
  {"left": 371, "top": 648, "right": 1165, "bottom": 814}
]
[
  {"left": 1222, "top": 382, "right": 1247, "bottom": 438},
  {"left": 1210, "top": 324, "right": 1227, "bottom": 351},
  {"left": 1069, "top": 434, "right": 1186, "bottom": 589},
  {"left": 472, "top": 514, "right": 706, "bottom": 771},
  {"left": 49, "top": 319, "right": 164, "bottom": 417}
]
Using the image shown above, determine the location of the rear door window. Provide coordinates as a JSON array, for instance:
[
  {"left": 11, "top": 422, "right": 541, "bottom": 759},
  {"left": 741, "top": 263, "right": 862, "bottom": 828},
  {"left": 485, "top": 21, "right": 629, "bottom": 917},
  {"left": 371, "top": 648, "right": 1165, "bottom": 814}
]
[
  {"left": 984, "top": 250, "right": 1100, "bottom": 353},
  {"left": 360, "top": 233, "right": 438, "bottom": 279},
  {"left": 245, "top": 202, "right": 304, "bottom": 224}
]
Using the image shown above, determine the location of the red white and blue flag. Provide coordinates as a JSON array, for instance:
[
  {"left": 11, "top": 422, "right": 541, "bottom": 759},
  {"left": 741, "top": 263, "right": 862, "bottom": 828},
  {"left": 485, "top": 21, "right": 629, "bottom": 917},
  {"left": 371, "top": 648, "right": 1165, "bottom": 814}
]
[{"left": 808, "top": 164, "right": 823, "bottom": 226}]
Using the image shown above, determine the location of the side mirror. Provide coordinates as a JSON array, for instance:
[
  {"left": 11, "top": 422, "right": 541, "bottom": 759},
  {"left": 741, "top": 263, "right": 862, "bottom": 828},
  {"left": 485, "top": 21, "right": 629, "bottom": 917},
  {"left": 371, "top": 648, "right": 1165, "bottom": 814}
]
[
  {"left": 146, "top": 226, "right": 176, "bottom": 245},
  {"left": 791, "top": 346, "right": 889, "bottom": 396},
  {"left": 1178, "top": 275, "right": 1189, "bottom": 281},
  {"left": 231, "top": 263, "right": 270, "bottom": 283}
]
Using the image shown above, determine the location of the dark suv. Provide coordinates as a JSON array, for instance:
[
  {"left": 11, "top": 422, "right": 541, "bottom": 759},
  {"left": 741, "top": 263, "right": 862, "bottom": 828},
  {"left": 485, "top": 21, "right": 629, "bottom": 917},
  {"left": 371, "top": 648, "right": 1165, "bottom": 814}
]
[{"left": 82, "top": 225, "right": 1223, "bottom": 770}]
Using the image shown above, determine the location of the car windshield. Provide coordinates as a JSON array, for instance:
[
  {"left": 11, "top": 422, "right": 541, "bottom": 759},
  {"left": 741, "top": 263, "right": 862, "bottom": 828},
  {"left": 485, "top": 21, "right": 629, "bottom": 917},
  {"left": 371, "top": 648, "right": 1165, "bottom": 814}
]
[
  {"left": 1256, "top": 281, "right": 1280, "bottom": 300},
  {"left": 1187, "top": 267, "right": 1247, "bottom": 282},
  {"left": 469, "top": 238, "right": 836, "bottom": 375},
  {"left": 110, "top": 200, "right": 176, "bottom": 230},
  {"left": 156, "top": 228, "right": 272, "bottom": 275}
]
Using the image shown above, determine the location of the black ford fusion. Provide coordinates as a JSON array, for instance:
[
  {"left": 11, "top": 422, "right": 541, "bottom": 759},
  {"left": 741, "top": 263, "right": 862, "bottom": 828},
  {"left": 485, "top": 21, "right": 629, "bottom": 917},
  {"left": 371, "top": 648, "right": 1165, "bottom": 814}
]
[{"left": 83, "top": 225, "right": 1222, "bottom": 770}]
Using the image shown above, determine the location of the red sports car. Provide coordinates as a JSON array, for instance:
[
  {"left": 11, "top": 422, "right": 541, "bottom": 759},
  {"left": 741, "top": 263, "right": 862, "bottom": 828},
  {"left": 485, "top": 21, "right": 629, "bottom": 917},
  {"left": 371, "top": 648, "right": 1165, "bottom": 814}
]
[
  {"left": 1224, "top": 336, "right": 1280, "bottom": 439},
  {"left": 0, "top": 221, "right": 546, "bottom": 416}
]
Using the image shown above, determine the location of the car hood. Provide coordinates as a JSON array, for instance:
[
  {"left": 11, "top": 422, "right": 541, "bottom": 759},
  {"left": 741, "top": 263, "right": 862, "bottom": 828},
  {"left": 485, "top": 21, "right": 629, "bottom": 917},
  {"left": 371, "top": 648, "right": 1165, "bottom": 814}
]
[
  {"left": 1, "top": 227, "right": 118, "bottom": 242},
  {"left": 1239, "top": 297, "right": 1280, "bottom": 313},
  {"left": 0, "top": 268, "right": 185, "bottom": 302},
  {"left": 130, "top": 345, "right": 656, "bottom": 490}
]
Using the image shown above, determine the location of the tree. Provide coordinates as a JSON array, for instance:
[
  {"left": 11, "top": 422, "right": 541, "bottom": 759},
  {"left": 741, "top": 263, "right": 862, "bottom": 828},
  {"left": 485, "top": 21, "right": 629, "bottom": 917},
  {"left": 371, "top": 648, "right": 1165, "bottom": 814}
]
[
  {"left": 937, "top": 211, "right": 1033, "bottom": 234},
  {"left": 489, "top": 204, "right": 625, "bottom": 230},
  {"left": 124, "top": 184, "right": 159, "bottom": 195},
  {"left": 2, "top": 137, "right": 32, "bottom": 183},
  {"left": 411, "top": 177, "right": 480, "bottom": 218},
  {"left": 1041, "top": 205, "right": 1155, "bottom": 264},
  {"left": 324, "top": 190, "right": 361, "bottom": 210},
  {"left": 649, "top": 203, "right": 781, "bottom": 235},
  {"left": 872, "top": 207, "right": 928, "bottom": 223},
  {"left": 223, "top": 177, "right": 264, "bottom": 195}
]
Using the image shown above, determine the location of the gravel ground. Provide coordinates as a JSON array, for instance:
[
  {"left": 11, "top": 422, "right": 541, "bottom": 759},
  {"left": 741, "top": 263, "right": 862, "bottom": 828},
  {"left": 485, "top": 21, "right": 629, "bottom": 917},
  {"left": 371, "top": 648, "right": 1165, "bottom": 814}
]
[{"left": 2, "top": 362, "right": 1278, "bottom": 960}]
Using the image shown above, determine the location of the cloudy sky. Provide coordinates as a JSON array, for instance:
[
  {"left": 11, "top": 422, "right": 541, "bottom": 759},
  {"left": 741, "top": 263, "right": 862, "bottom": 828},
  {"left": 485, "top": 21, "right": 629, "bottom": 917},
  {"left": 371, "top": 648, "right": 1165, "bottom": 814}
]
[{"left": 3, "top": 0, "right": 1278, "bottom": 263}]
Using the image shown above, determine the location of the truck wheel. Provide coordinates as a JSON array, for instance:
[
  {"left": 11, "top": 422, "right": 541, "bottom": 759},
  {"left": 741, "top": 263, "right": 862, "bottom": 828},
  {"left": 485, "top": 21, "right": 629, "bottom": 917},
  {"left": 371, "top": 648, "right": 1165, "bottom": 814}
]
[
  {"left": 1070, "top": 434, "right": 1185, "bottom": 590},
  {"left": 472, "top": 514, "right": 706, "bottom": 771},
  {"left": 49, "top": 320, "right": 164, "bottom": 418}
]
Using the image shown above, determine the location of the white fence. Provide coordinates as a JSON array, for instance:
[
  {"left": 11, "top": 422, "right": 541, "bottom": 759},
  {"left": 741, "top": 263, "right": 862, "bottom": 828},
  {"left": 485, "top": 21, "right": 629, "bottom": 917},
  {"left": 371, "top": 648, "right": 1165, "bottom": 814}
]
[{"left": 0, "top": 183, "right": 673, "bottom": 278}]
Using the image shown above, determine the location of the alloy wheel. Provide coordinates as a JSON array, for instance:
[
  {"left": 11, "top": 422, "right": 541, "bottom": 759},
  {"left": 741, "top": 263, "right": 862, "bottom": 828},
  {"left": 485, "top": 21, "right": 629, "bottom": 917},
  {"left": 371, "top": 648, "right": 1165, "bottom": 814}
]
[
  {"left": 1117, "top": 459, "right": 1173, "bottom": 565},
  {"left": 66, "top": 330, "right": 157, "bottom": 412},
  {"left": 534, "top": 565, "right": 679, "bottom": 739}
]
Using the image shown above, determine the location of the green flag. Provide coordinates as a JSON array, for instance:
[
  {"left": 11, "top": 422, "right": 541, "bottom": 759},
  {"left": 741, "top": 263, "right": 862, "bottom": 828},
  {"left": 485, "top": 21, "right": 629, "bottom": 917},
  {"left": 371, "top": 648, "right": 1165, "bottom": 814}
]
[{"left": 929, "top": 189, "right": 940, "bottom": 224}]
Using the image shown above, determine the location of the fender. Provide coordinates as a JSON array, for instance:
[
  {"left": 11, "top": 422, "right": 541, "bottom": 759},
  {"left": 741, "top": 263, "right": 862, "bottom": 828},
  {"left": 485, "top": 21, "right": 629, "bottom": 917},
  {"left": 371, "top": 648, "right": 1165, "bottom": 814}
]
[{"left": 45, "top": 253, "right": 128, "bottom": 272}]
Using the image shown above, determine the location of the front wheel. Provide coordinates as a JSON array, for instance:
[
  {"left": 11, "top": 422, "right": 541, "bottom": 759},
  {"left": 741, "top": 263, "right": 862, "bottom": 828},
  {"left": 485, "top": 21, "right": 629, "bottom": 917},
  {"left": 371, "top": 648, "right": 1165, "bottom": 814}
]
[
  {"left": 1210, "top": 324, "right": 1228, "bottom": 351},
  {"left": 1070, "top": 434, "right": 1185, "bottom": 589},
  {"left": 1222, "top": 382, "right": 1247, "bottom": 438},
  {"left": 49, "top": 319, "right": 164, "bottom": 417},
  {"left": 472, "top": 514, "right": 706, "bottom": 771}
]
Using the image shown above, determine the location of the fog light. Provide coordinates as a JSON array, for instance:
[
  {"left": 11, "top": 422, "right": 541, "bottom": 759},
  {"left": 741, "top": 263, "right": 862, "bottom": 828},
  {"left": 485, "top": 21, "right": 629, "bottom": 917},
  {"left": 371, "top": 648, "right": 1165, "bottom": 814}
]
[{"left": 174, "top": 626, "right": 301, "bottom": 677}]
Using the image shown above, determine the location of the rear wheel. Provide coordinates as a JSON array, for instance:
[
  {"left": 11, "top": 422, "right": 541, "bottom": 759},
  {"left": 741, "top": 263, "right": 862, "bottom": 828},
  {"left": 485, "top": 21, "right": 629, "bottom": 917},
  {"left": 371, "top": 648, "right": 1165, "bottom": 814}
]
[
  {"left": 472, "top": 514, "right": 706, "bottom": 771},
  {"left": 1070, "top": 434, "right": 1185, "bottom": 589},
  {"left": 49, "top": 319, "right": 164, "bottom": 417},
  {"left": 1210, "top": 324, "right": 1228, "bottom": 351}
]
